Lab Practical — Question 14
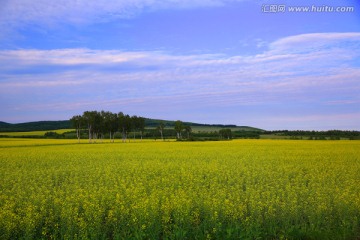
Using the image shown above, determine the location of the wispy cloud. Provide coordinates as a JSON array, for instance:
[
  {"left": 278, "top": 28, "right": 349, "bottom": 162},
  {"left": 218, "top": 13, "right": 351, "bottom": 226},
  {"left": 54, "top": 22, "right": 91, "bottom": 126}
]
[
  {"left": 1, "top": 32, "right": 359, "bottom": 128},
  {"left": 1, "top": 32, "right": 359, "bottom": 91},
  {"left": 0, "top": 49, "right": 150, "bottom": 67},
  {"left": 0, "top": 0, "right": 244, "bottom": 32},
  {"left": 269, "top": 32, "right": 360, "bottom": 53}
]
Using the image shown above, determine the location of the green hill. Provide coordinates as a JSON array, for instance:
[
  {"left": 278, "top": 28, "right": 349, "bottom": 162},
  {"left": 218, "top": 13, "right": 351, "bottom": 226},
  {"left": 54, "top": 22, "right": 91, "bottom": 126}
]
[
  {"left": 144, "top": 118, "right": 263, "bottom": 132},
  {"left": 0, "top": 121, "right": 71, "bottom": 132},
  {"left": 0, "top": 119, "right": 264, "bottom": 132}
]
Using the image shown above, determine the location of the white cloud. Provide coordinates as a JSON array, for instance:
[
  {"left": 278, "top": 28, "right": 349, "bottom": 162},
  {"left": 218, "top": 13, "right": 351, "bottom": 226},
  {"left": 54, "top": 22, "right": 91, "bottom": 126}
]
[
  {"left": 0, "top": 49, "right": 150, "bottom": 67},
  {"left": 0, "top": 0, "right": 243, "bottom": 29},
  {"left": 1, "top": 32, "right": 359, "bottom": 127},
  {"left": 270, "top": 32, "right": 360, "bottom": 53},
  {"left": 1, "top": 32, "right": 360, "bottom": 91},
  {"left": 4, "top": 31, "right": 359, "bottom": 73},
  {"left": 0, "top": 0, "right": 251, "bottom": 41}
]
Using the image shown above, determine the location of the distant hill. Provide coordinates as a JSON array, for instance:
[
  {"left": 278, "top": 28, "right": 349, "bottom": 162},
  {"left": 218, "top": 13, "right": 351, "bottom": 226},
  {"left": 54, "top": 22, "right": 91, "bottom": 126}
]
[
  {"left": 144, "top": 118, "right": 239, "bottom": 127},
  {"left": 0, "top": 121, "right": 71, "bottom": 132},
  {"left": 144, "top": 118, "right": 263, "bottom": 131},
  {"left": 0, "top": 119, "right": 264, "bottom": 132}
]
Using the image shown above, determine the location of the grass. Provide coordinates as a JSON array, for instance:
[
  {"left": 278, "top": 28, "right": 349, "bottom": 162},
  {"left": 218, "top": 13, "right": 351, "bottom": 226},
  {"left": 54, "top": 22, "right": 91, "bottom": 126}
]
[
  {"left": 0, "top": 126, "right": 256, "bottom": 137},
  {"left": 190, "top": 126, "right": 257, "bottom": 133},
  {"left": 0, "top": 129, "right": 73, "bottom": 137},
  {"left": 0, "top": 139, "right": 359, "bottom": 239}
]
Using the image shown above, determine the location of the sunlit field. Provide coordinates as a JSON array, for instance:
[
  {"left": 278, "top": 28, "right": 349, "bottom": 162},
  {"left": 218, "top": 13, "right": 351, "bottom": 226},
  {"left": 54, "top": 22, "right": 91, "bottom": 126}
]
[
  {"left": 0, "top": 129, "right": 72, "bottom": 137},
  {"left": 1, "top": 139, "right": 359, "bottom": 239}
]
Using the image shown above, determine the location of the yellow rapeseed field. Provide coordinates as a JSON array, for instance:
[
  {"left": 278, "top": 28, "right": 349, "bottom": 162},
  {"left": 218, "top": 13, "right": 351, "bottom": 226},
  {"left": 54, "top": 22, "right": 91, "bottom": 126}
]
[{"left": 0, "top": 139, "right": 359, "bottom": 239}]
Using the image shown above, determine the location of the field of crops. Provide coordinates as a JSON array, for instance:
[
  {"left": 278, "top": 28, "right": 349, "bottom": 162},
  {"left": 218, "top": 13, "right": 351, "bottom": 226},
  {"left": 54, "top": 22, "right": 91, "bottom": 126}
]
[{"left": 1, "top": 139, "right": 359, "bottom": 239}]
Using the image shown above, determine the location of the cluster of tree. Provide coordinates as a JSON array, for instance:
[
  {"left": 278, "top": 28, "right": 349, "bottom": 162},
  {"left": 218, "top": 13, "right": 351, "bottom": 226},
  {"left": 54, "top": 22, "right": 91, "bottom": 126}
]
[
  {"left": 174, "top": 120, "right": 192, "bottom": 140},
  {"left": 70, "top": 113, "right": 197, "bottom": 143},
  {"left": 155, "top": 120, "right": 192, "bottom": 141},
  {"left": 219, "top": 129, "right": 232, "bottom": 140},
  {"left": 265, "top": 130, "right": 360, "bottom": 140},
  {"left": 232, "top": 131, "right": 260, "bottom": 139},
  {"left": 26, "top": 113, "right": 236, "bottom": 142},
  {"left": 70, "top": 111, "right": 145, "bottom": 143}
]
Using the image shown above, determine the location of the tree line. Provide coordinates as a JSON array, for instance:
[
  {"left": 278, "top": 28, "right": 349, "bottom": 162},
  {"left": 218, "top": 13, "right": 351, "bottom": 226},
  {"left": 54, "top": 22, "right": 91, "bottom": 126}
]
[
  {"left": 70, "top": 111, "right": 197, "bottom": 143},
  {"left": 70, "top": 111, "right": 145, "bottom": 143},
  {"left": 265, "top": 130, "right": 360, "bottom": 140}
]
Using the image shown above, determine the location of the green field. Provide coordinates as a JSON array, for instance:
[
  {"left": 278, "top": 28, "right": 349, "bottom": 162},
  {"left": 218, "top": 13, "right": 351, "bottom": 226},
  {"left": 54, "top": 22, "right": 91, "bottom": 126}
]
[
  {"left": 1, "top": 139, "right": 359, "bottom": 239},
  {"left": 188, "top": 126, "right": 258, "bottom": 133},
  {"left": 0, "top": 126, "right": 254, "bottom": 138},
  {"left": 0, "top": 129, "right": 72, "bottom": 137}
]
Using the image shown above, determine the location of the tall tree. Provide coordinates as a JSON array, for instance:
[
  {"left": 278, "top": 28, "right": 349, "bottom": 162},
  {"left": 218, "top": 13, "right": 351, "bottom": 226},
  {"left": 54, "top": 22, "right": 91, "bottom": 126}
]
[
  {"left": 157, "top": 121, "right": 165, "bottom": 141},
  {"left": 131, "top": 115, "right": 138, "bottom": 141},
  {"left": 100, "top": 111, "right": 109, "bottom": 142},
  {"left": 82, "top": 111, "right": 99, "bottom": 143},
  {"left": 137, "top": 117, "right": 145, "bottom": 141},
  {"left": 184, "top": 125, "right": 192, "bottom": 139},
  {"left": 174, "top": 120, "right": 184, "bottom": 139},
  {"left": 109, "top": 112, "right": 119, "bottom": 143},
  {"left": 70, "top": 115, "right": 83, "bottom": 143},
  {"left": 101, "top": 111, "right": 118, "bottom": 143},
  {"left": 118, "top": 113, "right": 132, "bottom": 142},
  {"left": 118, "top": 112, "right": 126, "bottom": 143},
  {"left": 124, "top": 114, "right": 132, "bottom": 142},
  {"left": 91, "top": 111, "right": 102, "bottom": 143}
]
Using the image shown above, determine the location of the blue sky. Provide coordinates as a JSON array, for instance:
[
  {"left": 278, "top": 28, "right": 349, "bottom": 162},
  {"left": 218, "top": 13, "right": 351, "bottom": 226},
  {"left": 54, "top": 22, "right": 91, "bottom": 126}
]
[{"left": 0, "top": 0, "right": 360, "bottom": 130}]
